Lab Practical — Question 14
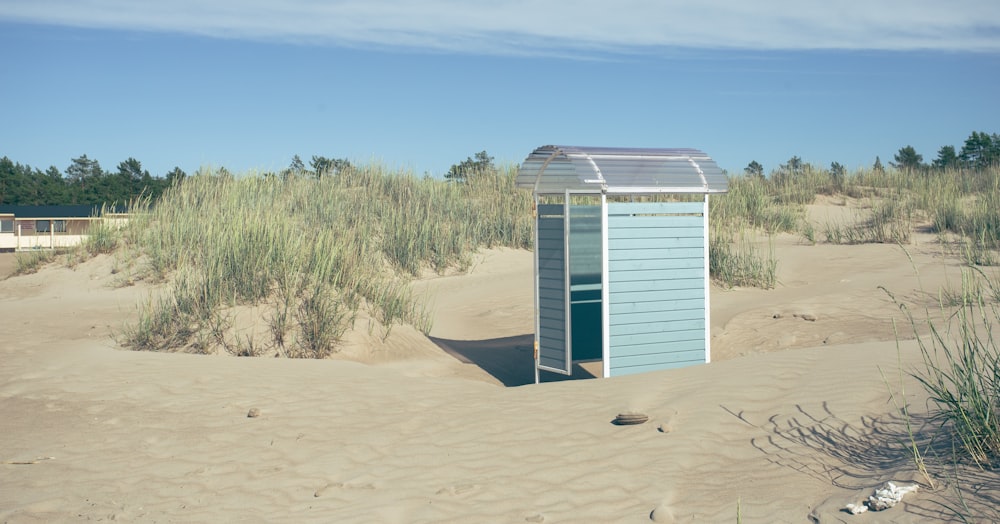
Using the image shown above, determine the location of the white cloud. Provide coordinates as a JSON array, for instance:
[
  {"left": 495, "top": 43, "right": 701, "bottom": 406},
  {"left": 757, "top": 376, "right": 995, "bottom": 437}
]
[{"left": 2, "top": 0, "right": 999, "bottom": 54}]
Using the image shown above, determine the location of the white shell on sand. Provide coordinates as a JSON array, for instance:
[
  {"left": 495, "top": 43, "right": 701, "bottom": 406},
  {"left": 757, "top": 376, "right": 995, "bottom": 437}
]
[{"left": 845, "top": 482, "right": 919, "bottom": 514}]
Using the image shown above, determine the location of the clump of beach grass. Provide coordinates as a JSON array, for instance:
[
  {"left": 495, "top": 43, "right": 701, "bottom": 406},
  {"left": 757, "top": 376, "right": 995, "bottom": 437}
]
[
  {"left": 883, "top": 266, "right": 1000, "bottom": 482},
  {"left": 117, "top": 163, "right": 532, "bottom": 356},
  {"left": 880, "top": 265, "right": 1000, "bottom": 520},
  {"left": 822, "top": 197, "right": 913, "bottom": 245},
  {"left": 770, "top": 163, "right": 840, "bottom": 204},
  {"left": 14, "top": 249, "right": 56, "bottom": 275},
  {"left": 912, "top": 271, "right": 1000, "bottom": 469},
  {"left": 706, "top": 174, "right": 793, "bottom": 289},
  {"left": 710, "top": 175, "right": 802, "bottom": 235},
  {"left": 709, "top": 225, "right": 777, "bottom": 289},
  {"left": 81, "top": 203, "right": 128, "bottom": 256}
]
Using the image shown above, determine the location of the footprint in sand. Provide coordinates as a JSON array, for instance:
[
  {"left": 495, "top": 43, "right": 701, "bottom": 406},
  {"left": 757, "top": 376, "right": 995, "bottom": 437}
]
[
  {"left": 649, "top": 502, "right": 676, "bottom": 522},
  {"left": 435, "top": 483, "right": 479, "bottom": 496},
  {"left": 657, "top": 409, "right": 679, "bottom": 434},
  {"left": 85, "top": 404, "right": 108, "bottom": 415},
  {"left": 314, "top": 481, "right": 377, "bottom": 497}
]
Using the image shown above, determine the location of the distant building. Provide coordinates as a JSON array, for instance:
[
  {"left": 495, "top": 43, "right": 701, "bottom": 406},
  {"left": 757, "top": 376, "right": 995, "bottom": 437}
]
[{"left": 0, "top": 205, "right": 127, "bottom": 251}]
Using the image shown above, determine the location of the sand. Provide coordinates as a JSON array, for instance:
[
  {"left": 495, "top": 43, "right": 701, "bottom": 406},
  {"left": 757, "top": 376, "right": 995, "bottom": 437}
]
[{"left": 1, "top": 207, "right": 998, "bottom": 522}]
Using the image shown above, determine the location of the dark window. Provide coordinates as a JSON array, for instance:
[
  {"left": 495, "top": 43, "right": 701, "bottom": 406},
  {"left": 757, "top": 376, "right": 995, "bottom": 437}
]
[
  {"left": 0, "top": 220, "right": 12, "bottom": 233},
  {"left": 54, "top": 220, "right": 67, "bottom": 233},
  {"left": 36, "top": 220, "right": 50, "bottom": 233}
]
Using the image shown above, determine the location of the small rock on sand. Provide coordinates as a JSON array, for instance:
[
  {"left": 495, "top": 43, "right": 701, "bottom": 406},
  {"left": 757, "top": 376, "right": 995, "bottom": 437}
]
[
  {"left": 613, "top": 412, "right": 649, "bottom": 425},
  {"left": 247, "top": 408, "right": 261, "bottom": 418}
]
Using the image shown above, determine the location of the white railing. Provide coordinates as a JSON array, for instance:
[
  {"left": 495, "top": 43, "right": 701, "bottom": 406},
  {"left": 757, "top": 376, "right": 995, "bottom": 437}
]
[
  {"left": 0, "top": 231, "right": 88, "bottom": 251},
  {"left": 0, "top": 217, "right": 123, "bottom": 251}
]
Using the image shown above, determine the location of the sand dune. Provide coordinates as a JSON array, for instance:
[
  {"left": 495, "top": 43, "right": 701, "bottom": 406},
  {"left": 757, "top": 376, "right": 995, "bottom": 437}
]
[{"left": 1, "top": 215, "right": 997, "bottom": 522}]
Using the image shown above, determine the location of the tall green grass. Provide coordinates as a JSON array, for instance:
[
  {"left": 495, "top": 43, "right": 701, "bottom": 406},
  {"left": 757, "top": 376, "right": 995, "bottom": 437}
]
[
  {"left": 877, "top": 267, "right": 1000, "bottom": 524},
  {"left": 850, "top": 165, "right": 1000, "bottom": 258},
  {"left": 118, "top": 164, "right": 532, "bottom": 356},
  {"left": 912, "top": 271, "right": 1000, "bottom": 468},
  {"left": 822, "top": 197, "right": 913, "bottom": 245},
  {"left": 709, "top": 223, "right": 777, "bottom": 289},
  {"left": 707, "top": 174, "right": 793, "bottom": 288},
  {"left": 876, "top": 264, "right": 1000, "bottom": 524},
  {"left": 104, "top": 159, "right": 999, "bottom": 356},
  {"left": 709, "top": 175, "right": 801, "bottom": 235},
  {"left": 709, "top": 164, "right": 999, "bottom": 288},
  {"left": 729, "top": 164, "right": 999, "bottom": 263},
  {"left": 770, "top": 163, "right": 841, "bottom": 204},
  {"left": 13, "top": 249, "right": 56, "bottom": 275},
  {"left": 81, "top": 203, "right": 130, "bottom": 256}
]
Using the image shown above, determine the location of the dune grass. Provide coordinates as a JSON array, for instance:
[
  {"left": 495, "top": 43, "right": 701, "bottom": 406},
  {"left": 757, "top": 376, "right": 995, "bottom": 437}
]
[
  {"left": 706, "top": 175, "right": 793, "bottom": 288},
  {"left": 117, "top": 164, "right": 532, "bottom": 356},
  {"left": 853, "top": 165, "right": 1000, "bottom": 256},
  {"left": 86, "top": 157, "right": 996, "bottom": 356},
  {"left": 709, "top": 174, "right": 802, "bottom": 235},
  {"left": 907, "top": 269, "right": 1000, "bottom": 469},
  {"left": 709, "top": 225, "right": 777, "bottom": 289},
  {"left": 81, "top": 203, "right": 127, "bottom": 256},
  {"left": 882, "top": 264, "right": 1000, "bottom": 520},
  {"left": 13, "top": 248, "right": 56, "bottom": 275},
  {"left": 822, "top": 197, "right": 913, "bottom": 245},
  {"left": 726, "top": 164, "right": 999, "bottom": 258}
]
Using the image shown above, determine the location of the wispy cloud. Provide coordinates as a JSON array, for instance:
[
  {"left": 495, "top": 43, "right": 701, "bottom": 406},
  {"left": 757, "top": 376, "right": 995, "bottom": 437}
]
[{"left": 3, "top": 0, "right": 999, "bottom": 54}]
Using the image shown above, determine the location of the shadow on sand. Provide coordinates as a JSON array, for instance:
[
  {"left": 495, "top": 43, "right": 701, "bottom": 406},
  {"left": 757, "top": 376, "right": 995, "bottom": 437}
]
[
  {"left": 726, "top": 401, "right": 1000, "bottom": 522},
  {"left": 430, "top": 334, "right": 598, "bottom": 387}
]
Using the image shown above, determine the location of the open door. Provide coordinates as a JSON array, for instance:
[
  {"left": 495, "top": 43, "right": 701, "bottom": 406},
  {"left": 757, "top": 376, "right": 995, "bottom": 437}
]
[
  {"left": 533, "top": 194, "right": 605, "bottom": 382},
  {"left": 535, "top": 199, "right": 571, "bottom": 376},
  {"left": 568, "top": 197, "right": 603, "bottom": 364}
]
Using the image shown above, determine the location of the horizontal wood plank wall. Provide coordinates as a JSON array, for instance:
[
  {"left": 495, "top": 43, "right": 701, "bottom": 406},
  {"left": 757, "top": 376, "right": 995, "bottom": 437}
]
[
  {"left": 607, "top": 202, "right": 706, "bottom": 376},
  {"left": 537, "top": 204, "right": 569, "bottom": 373}
]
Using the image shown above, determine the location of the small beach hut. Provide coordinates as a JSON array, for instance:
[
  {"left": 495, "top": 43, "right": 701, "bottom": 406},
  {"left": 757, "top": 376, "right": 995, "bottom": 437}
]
[{"left": 516, "top": 146, "right": 728, "bottom": 382}]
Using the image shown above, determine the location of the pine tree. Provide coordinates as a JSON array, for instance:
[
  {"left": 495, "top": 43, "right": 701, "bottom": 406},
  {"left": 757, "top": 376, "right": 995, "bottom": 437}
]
[
  {"left": 446, "top": 151, "right": 494, "bottom": 182},
  {"left": 891, "top": 146, "right": 923, "bottom": 171},
  {"left": 932, "top": 145, "right": 960, "bottom": 170}
]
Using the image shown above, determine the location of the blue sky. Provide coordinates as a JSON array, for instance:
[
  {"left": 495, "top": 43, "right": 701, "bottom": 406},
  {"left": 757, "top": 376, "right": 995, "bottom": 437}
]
[{"left": 2, "top": 1, "right": 999, "bottom": 178}]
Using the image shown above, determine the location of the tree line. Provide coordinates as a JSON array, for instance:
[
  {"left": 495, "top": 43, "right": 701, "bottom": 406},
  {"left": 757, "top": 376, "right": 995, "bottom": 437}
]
[
  {"left": 3, "top": 132, "right": 995, "bottom": 207},
  {"left": 745, "top": 130, "right": 1000, "bottom": 178},
  {"left": 0, "top": 154, "right": 183, "bottom": 206},
  {"left": 0, "top": 153, "right": 358, "bottom": 206},
  {"left": 0, "top": 149, "right": 488, "bottom": 206}
]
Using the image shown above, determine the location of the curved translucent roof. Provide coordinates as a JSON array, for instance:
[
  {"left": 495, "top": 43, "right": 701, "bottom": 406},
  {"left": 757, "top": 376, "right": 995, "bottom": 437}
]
[{"left": 516, "top": 145, "right": 728, "bottom": 194}]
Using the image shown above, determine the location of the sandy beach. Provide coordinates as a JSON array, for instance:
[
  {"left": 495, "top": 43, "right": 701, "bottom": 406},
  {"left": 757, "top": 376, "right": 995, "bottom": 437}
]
[{"left": 2, "top": 205, "right": 997, "bottom": 522}]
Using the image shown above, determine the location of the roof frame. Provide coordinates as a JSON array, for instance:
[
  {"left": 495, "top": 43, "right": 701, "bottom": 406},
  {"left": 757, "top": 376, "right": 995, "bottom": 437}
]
[{"left": 516, "top": 145, "right": 729, "bottom": 195}]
